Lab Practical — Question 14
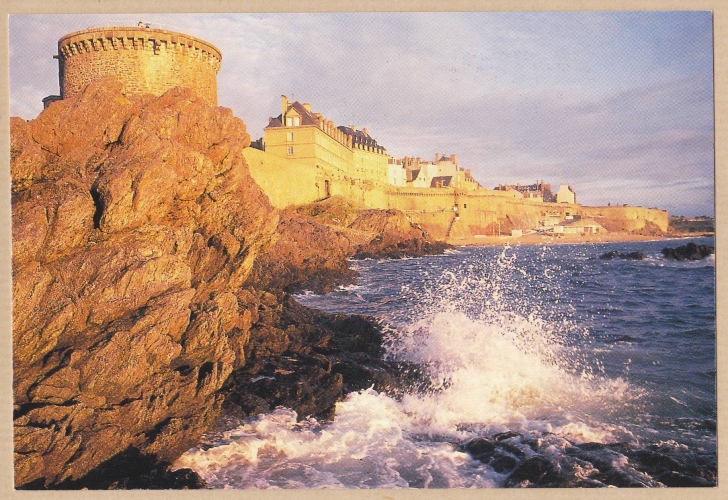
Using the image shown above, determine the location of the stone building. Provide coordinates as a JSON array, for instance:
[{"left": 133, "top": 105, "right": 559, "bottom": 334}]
[
  {"left": 262, "top": 96, "right": 390, "bottom": 185},
  {"left": 43, "top": 26, "right": 222, "bottom": 107},
  {"left": 494, "top": 181, "right": 555, "bottom": 202},
  {"left": 556, "top": 184, "right": 577, "bottom": 204},
  {"left": 390, "top": 154, "right": 481, "bottom": 190}
]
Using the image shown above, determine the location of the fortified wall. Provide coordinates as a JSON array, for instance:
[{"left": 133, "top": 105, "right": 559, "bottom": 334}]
[{"left": 53, "top": 26, "right": 221, "bottom": 105}]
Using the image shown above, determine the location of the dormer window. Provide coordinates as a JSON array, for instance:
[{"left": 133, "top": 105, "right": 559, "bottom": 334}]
[{"left": 286, "top": 116, "right": 300, "bottom": 126}]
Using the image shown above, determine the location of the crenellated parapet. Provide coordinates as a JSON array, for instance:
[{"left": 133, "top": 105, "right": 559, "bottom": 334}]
[{"left": 56, "top": 27, "right": 222, "bottom": 105}]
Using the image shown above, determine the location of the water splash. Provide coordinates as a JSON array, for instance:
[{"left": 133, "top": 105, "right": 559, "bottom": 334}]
[{"left": 175, "top": 243, "right": 711, "bottom": 488}]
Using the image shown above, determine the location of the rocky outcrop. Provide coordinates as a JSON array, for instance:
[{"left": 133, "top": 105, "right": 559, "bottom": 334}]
[
  {"left": 12, "top": 80, "right": 447, "bottom": 489},
  {"left": 662, "top": 242, "right": 715, "bottom": 261},
  {"left": 12, "top": 79, "right": 278, "bottom": 488},
  {"left": 248, "top": 197, "right": 451, "bottom": 293},
  {"left": 220, "top": 292, "right": 425, "bottom": 424},
  {"left": 349, "top": 209, "right": 452, "bottom": 260},
  {"left": 458, "top": 434, "right": 716, "bottom": 488}
]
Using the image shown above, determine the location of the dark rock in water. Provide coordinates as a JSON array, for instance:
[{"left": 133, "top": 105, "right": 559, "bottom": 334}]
[
  {"left": 600, "top": 250, "right": 647, "bottom": 260},
  {"left": 598, "top": 470, "right": 651, "bottom": 488},
  {"left": 657, "top": 471, "right": 715, "bottom": 487},
  {"left": 623, "top": 251, "right": 647, "bottom": 260},
  {"left": 224, "top": 354, "right": 343, "bottom": 421},
  {"left": 460, "top": 437, "right": 497, "bottom": 462},
  {"left": 599, "top": 250, "right": 620, "bottom": 259},
  {"left": 222, "top": 293, "right": 429, "bottom": 422},
  {"left": 490, "top": 455, "right": 519, "bottom": 473},
  {"left": 493, "top": 431, "right": 522, "bottom": 441},
  {"left": 662, "top": 242, "right": 714, "bottom": 261},
  {"left": 505, "top": 455, "right": 562, "bottom": 487},
  {"left": 623, "top": 444, "right": 717, "bottom": 486}
]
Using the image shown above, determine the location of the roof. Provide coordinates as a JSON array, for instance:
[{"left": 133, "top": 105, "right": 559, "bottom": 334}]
[
  {"left": 266, "top": 101, "right": 320, "bottom": 128},
  {"left": 337, "top": 125, "right": 384, "bottom": 149},
  {"left": 430, "top": 176, "right": 453, "bottom": 188}
]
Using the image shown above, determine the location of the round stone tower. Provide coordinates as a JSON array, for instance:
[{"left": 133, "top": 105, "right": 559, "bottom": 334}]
[{"left": 56, "top": 26, "right": 222, "bottom": 105}]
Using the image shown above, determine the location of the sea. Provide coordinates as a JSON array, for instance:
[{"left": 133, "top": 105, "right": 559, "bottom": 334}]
[{"left": 173, "top": 236, "right": 716, "bottom": 488}]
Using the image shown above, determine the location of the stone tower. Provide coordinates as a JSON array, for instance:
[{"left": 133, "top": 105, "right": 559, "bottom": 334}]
[{"left": 51, "top": 26, "right": 222, "bottom": 106}]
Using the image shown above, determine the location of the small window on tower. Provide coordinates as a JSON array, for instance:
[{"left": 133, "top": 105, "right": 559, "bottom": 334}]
[{"left": 287, "top": 146, "right": 294, "bottom": 156}]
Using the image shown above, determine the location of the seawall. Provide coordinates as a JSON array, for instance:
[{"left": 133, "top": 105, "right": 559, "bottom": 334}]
[{"left": 244, "top": 146, "right": 667, "bottom": 241}]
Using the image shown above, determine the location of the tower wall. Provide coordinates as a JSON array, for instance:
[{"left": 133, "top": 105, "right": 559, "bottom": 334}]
[{"left": 57, "top": 27, "right": 222, "bottom": 105}]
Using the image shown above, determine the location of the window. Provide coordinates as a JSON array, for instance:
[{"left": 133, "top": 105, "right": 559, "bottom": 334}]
[
  {"left": 287, "top": 146, "right": 294, "bottom": 156},
  {"left": 287, "top": 132, "right": 293, "bottom": 142},
  {"left": 286, "top": 117, "right": 292, "bottom": 126},
  {"left": 293, "top": 116, "right": 300, "bottom": 126}
]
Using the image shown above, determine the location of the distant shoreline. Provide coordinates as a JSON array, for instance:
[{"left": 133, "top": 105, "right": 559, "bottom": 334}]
[{"left": 449, "top": 232, "right": 714, "bottom": 248}]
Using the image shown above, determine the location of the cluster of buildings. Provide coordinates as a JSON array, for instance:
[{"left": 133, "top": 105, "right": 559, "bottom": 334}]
[{"left": 253, "top": 96, "right": 494, "bottom": 194}]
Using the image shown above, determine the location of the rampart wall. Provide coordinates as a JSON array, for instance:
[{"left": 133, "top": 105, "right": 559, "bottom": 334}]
[
  {"left": 243, "top": 148, "right": 669, "bottom": 241},
  {"left": 581, "top": 205, "right": 669, "bottom": 232},
  {"left": 58, "top": 27, "right": 221, "bottom": 105}
]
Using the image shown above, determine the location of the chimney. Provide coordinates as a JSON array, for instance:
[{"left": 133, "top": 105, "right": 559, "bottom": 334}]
[
  {"left": 352, "top": 124, "right": 356, "bottom": 132},
  {"left": 362, "top": 127, "right": 368, "bottom": 136},
  {"left": 303, "top": 102, "right": 311, "bottom": 112},
  {"left": 451, "top": 154, "right": 457, "bottom": 164},
  {"left": 281, "top": 95, "right": 288, "bottom": 121},
  {"left": 435, "top": 153, "right": 440, "bottom": 162}
]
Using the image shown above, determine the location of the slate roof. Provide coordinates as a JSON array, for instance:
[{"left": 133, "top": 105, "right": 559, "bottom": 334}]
[
  {"left": 266, "top": 101, "right": 320, "bottom": 128},
  {"left": 430, "top": 176, "right": 453, "bottom": 188},
  {"left": 337, "top": 125, "right": 384, "bottom": 149}
]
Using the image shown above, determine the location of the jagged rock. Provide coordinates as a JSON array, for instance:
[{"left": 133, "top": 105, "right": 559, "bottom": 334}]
[
  {"left": 247, "top": 198, "right": 451, "bottom": 294},
  {"left": 12, "top": 79, "right": 278, "bottom": 488},
  {"left": 349, "top": 209, "right": 452, "bottom": 259},
  {"left": 221, "top": 292, "right": 429, "bottom": 421},
  {"left": 12, "top": 78, "right": 450, "bottom": 489},
  {"left": 662, "top": 242, "right": 714, "bottom": 261}
]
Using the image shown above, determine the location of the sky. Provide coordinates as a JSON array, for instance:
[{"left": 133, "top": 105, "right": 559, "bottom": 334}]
[{"left": 8, "top": 12, "right": 715, "bottom": 216}]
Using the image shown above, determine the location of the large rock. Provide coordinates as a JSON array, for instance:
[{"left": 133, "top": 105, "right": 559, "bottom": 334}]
[
  {"left": 662, "top": 242, "right": 714, "bottom": 261},
  {"left": 12, "top": 79, "right": 278, "bottom": 488}
]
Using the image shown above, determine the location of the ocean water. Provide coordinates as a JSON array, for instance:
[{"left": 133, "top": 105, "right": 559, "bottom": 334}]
[{"left": 174, "top": 237, "right": 716, "bottom": 488}]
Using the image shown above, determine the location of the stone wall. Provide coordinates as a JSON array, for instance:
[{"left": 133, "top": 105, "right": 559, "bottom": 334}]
[
  {"left": 581, "top": 205, "right": 669, "bottom": 232},
  {"left": 243, "top": 146, "right": 669, "bottom": 240},
  {"left": 58, "top": 27, "right": 221, "bottom": 105}
]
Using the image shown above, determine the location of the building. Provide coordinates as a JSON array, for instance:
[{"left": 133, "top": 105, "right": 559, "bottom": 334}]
[
  {"left": 261, "top": 96, "right": 390, "bottom": 185},
  {"left": 44, "top": 26, "right": 222, "bottom": 107},
  {"left": 494, "top": 181, "right": 555, "bottom": 202},
  {"left": 396, "top": 154, "right": 481, "bottom": 190},
  {"left": 556, "top": 184, "right": 576, "bottom": 204}
]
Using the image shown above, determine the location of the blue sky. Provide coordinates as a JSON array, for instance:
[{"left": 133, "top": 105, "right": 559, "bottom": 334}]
[{"left": 9, "top": 12, "right": 715, "bottom": 216}]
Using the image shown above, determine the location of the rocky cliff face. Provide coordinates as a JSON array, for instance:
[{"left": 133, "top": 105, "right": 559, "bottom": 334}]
[
  {"left": 12, "top": 80, "right": 446, "bottom": 488},
  {"left": 12, "top": 79, "right": 278, "bottom": 488}
]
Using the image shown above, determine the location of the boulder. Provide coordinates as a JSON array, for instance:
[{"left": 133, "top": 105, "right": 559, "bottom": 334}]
[{"left": 662, "top": 242, "right": 714, "bottom": 261}]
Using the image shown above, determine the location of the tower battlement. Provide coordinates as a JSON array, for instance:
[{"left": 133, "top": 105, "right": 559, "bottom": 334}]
[{"left": 55, "top": 26, "right": 222, "bottom": 105}]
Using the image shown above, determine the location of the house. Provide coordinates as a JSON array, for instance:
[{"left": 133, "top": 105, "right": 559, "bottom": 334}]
[{"left": 556, "top": 184, "right": 576, "bottom": 204}]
